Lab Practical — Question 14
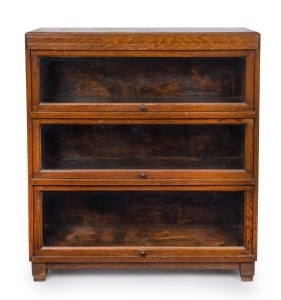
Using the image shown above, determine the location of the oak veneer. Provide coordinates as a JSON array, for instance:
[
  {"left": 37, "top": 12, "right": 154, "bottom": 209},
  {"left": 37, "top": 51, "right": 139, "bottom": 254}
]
[{"left": 26, "top": 28, "right": 260, "bottom": 281}]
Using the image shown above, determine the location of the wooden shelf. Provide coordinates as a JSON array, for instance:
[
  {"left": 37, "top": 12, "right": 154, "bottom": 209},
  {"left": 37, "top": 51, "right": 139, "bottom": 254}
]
[
  {"left": 41, "top": 96, "right": 245, "bottom": 104},
  {"left": 44, "top": 225, "right": 244, "bottom": 247},
  {"left": 42, "top": 157, "right": 245, "bottom": 170}
]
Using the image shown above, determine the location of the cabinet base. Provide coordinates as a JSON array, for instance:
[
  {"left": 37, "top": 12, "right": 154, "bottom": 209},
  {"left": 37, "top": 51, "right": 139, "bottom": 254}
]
[{"left": 32, "top": 262, "right": 255, "bottom": 281}]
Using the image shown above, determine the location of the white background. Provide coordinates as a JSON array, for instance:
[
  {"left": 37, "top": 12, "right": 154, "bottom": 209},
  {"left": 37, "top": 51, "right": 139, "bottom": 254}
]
[{"left": 0, "top": 0, "right": 279, "bottom": 299}]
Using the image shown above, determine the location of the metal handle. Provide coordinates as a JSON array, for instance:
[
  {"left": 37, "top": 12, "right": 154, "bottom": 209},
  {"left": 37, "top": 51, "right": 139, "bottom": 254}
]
[
  {"left": 140, "top": 251, "right": 147, "bottom": 257},
  {"left": 140, "top": 172, "right": 147, "bottom": 179},
  {"left": 140, "top": 105, "right": 147, "bottom": 112}
]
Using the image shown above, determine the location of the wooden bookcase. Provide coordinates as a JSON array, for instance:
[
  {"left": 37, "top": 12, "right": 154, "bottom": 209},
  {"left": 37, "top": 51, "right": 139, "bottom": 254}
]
[{"left": 25, "top": 28, "right": 260, "bottom": 281}]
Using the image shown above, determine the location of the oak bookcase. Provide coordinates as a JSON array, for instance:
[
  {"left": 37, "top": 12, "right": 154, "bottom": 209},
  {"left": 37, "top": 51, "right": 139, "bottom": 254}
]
[{"left": 25, "top": 28, "right": 260, "bottom": 281}]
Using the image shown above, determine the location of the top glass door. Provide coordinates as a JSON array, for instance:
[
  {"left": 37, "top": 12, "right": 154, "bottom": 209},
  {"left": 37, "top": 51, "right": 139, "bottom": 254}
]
[{"left": 40, "top": 57, "right": 246, "bottom": 104}]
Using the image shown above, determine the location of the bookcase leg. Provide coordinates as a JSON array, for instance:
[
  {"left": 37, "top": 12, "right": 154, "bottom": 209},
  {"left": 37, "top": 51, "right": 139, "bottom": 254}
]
[
  {"left": 240, "top": 262, "right": 255, "bottom": 281},
  {"left": 32, "top": 263, "right": 47, "bottom": 281}
]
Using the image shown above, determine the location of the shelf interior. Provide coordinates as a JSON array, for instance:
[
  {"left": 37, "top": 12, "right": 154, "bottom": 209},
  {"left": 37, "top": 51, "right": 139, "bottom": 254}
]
[
  {"left": 43, "top": 191, "right": 244, "bottom": 247},
  {"left": 41, "top": 124, "right": 245, "bottom": 170},
  {"left": 40, "top": 57, "right": 246, "bottom": 103}
]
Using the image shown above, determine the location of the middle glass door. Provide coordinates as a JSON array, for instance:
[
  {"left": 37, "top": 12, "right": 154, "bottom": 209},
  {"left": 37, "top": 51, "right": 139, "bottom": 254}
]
[{"left": 41, "top": 124, "right": 245, "bottom": 170}]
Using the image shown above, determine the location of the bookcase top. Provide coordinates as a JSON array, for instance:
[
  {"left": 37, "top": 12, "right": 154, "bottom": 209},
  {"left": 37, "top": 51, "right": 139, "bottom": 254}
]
[
  {"left": 29, "top": 27, "right": 257, "bottom": 33},
  {"left": 26, "top": 28, "right": 260, "bottom": 51}
]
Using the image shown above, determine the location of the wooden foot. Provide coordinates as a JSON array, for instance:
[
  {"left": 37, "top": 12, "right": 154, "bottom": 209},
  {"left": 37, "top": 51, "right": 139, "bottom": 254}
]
[
  {"left": 32, "top": 263, "right": 47, "bottom": 281},
  {"left": 241, "top": 275, "right": 253, "bottom": 281},
  {"left": 240, "top": 262, "right": 254, "bottom": 281}
]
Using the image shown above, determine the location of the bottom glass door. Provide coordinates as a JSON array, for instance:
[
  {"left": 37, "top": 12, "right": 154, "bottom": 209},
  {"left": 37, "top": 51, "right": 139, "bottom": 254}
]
[{"left": 42, "top": 191, "right": 244, "bottom": 247}]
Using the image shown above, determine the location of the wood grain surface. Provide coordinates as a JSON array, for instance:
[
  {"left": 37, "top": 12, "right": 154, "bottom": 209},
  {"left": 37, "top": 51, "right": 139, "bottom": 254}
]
[{"left": 26, "top": 28, "right": 260, "bottom": 51}]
